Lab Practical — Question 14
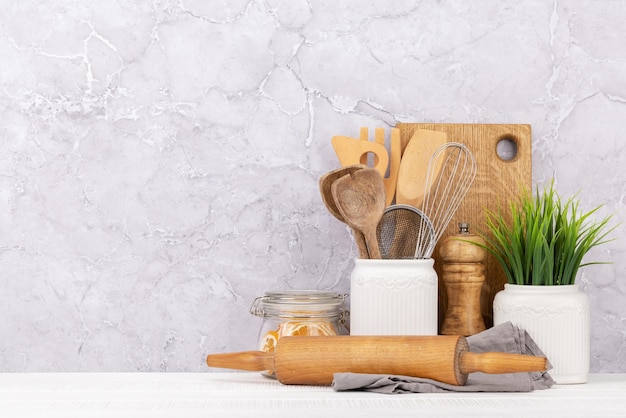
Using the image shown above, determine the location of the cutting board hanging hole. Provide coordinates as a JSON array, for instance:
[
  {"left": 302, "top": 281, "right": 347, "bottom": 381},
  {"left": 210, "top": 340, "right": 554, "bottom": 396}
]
[{"left": 496, "top": 135, "right": 518, "bottom": 161}]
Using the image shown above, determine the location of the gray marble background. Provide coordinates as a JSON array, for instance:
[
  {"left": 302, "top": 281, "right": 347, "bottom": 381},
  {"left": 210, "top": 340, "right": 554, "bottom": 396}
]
[{"left": 0, "top": 0, "right": 624, "bottom": 372}]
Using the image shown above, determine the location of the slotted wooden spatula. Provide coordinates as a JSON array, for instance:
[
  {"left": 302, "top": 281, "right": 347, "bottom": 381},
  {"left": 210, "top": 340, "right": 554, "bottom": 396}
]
[
  {"left": 332, "top": 127, "right": 400, "bottom": 207},
  {"left": 331, "top": 135, "right": 388, "bottom": 178}
]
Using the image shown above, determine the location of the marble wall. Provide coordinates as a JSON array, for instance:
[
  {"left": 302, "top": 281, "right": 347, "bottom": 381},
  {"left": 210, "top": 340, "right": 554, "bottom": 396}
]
[{"left": 0, "top": 0, "right": 624, "bottom": 372}]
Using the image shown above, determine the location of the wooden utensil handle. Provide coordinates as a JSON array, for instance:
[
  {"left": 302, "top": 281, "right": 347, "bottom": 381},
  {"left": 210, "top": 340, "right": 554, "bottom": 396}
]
[
  {"left": 353, "top": 229, "right": 370, "bottom": 259},
  {"left": 206, "top": 350, "right": 273, "bottom": 372},
  {"left": 459, "top": 351, "right": 547, "bottom": 375}
]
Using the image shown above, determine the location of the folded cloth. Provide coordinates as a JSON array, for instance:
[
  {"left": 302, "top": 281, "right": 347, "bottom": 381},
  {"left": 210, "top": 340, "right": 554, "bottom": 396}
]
[{"left": 332, "top": 322, "right": 555, "bottom": 394}]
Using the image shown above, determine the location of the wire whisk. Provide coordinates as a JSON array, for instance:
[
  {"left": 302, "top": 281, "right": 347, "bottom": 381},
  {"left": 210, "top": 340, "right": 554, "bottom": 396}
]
[{"left": 414, "top": 142, "right": 477, "bottom": 259}]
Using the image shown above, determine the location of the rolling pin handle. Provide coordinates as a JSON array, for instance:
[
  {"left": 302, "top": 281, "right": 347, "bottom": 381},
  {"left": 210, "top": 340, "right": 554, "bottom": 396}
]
[
  {"left": 206, "top": 351, "right": 274, "bottom": 372},
  {"left": 459, "top": 351, "right": 548, "bottom": 375}
]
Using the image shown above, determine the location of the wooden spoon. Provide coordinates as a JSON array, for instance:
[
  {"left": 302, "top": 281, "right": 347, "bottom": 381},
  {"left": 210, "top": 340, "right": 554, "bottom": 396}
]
[
  {"left": 396, "top": 129, "right": 448, "bottom": 209},
  {"left": 319, "top": 165, "right": 369, "bottom": 259},
  {"left": 331, "top": 168, "right": 386, "bottom": 259}
]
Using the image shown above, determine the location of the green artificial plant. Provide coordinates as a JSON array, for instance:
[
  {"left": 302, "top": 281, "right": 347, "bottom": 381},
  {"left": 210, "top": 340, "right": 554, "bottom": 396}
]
[{"left": 476, "top": 180, "right": 618, "bottom": 285}]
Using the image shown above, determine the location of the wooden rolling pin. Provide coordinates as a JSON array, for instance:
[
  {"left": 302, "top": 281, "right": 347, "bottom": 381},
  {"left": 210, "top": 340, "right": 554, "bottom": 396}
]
[{"left": 206, "top": 335, "right": 547, "bottom": 386}]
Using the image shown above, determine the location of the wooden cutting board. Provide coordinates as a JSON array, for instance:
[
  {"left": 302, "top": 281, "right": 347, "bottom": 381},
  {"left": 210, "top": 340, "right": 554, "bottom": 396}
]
[{"left": 395, "top": 123, "right": 532, "bottom": 330}]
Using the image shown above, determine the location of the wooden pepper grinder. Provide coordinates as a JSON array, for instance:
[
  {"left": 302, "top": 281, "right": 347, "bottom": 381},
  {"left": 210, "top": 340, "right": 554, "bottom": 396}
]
[{"left": 439, "top": 223, "right": 487, "bottom": 336}]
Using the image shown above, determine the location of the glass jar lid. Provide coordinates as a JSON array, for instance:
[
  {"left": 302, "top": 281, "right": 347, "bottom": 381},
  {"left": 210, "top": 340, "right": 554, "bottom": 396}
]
[{"left": 250, "top": 290, "right": 346, "bottom": 319}]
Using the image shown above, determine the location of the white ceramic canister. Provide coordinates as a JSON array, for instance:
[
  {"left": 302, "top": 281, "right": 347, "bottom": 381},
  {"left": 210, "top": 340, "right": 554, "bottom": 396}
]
[
  {"left": 493, "top": 284, "right": 590, "bottom": 384},
  {"left": 349, "top": 258, "right": 438, "bottom": 335}
]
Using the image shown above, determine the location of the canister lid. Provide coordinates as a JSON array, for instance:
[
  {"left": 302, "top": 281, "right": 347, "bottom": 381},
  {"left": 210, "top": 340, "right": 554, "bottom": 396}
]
[{"left": 250, "top": 290, "right": 346, "bottom": 318}]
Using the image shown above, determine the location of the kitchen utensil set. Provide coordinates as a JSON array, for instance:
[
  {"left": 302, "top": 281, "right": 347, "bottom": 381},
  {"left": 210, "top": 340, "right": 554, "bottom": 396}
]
[
  {"left": 205, "top": 125, "right": 540, "bottom": 388},
  {"left": 326, "top": 127, "right": 476, "bottom": 260}
]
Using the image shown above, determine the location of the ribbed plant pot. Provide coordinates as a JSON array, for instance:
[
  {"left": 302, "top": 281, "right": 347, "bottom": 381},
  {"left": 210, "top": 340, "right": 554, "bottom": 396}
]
[{"left": 493, "top": 284, "right": 590, "bottom": 384}]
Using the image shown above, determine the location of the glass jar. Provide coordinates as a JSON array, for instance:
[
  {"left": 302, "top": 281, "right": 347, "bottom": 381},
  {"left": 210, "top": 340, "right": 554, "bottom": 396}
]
[{"left": 250, "top": 290, "right": 348, "bottom": 376}]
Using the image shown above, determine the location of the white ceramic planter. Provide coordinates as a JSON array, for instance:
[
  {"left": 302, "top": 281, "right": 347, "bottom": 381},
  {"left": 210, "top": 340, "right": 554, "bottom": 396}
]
[
  {"left": 493, "top": 284, "right": 590, "bottom": 384},
  {"left": 349, "top": 258, "right": 438, "bottom": 336}
]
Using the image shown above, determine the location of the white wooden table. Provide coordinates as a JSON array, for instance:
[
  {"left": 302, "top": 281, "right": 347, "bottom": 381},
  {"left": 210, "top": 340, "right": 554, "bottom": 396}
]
[{"left": 0, "top": 372, "right": 624, "bottom": 417}]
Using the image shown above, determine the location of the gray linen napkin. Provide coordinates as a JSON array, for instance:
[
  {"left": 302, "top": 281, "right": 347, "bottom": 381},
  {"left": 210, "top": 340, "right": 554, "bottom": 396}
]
[{"left": 332, "top": 322, "right": 555, "bottom": 394}]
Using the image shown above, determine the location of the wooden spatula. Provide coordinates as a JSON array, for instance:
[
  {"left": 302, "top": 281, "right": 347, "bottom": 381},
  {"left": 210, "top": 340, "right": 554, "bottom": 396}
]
[
  {"left": 396, "top": 129, "right": 448, "bottom": 208},
  {"left": 206, "top": 335, "right": 548, "bottom": 386}
]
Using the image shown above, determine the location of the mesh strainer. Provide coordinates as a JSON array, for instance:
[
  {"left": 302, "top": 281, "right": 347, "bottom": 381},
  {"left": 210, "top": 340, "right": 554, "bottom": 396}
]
[{"left": 376, "top": 204, "right": 436, "bottom": 259}]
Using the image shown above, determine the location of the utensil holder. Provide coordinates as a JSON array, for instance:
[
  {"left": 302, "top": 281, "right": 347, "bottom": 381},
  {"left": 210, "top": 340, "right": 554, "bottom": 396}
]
[{"left": 349, "top": 259, "right": 438, "bottom": 335}]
